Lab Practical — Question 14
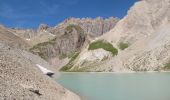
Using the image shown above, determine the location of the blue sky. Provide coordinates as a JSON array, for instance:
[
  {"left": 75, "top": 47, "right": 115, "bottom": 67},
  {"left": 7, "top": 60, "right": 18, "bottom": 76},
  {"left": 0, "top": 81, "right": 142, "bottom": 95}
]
[{"left": 0, "top": 0, "right": 137, "bottom": 28}]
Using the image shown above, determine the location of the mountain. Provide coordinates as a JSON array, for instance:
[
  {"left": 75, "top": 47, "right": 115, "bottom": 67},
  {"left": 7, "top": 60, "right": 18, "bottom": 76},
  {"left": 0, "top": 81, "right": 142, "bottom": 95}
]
[
  {"left": 66, "top": 0, "right": 170, "bottom": 72},
  {"left": 25, "top": 17, "right": 119, "bottom": 69},
  {"left": 12, "top": 17, "right": 119, "bottom": 46},
  {"left": 52, "top": 17, "right": 119, "bottom": 37},
  {"left": 11, "top": 24, "right": 55, "bottom": 46}
]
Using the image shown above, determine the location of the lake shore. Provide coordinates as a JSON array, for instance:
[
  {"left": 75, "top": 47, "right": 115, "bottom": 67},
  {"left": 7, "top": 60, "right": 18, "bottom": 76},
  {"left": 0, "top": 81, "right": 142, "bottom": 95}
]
[{"left": 60, "top": 70, "right": 170, "bottom": 74}]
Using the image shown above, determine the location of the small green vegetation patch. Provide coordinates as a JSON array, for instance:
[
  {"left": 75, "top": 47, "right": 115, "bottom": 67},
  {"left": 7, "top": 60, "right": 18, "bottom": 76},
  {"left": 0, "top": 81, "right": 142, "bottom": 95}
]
[
  {"left": 65, "top": 24, "right": 84, "bottom": 34},
  {"left": 88, "top": 40, "right": 118, "bottom": 56},
  {"left": 30, "top": 37, "right": 57, "bottom": 51},
  {"left": 59, "top": 54, "right": 67, "bottom": 59},
  {"left": 164, "top": 62, "right": 170, "bottom": 70},
  {"left": 60, "top": 52, "right": 80, "bottom": 71},
  {"left": 29, "top": 37, "right": 57, "bottom": 59},
  {"left": 118, "top": 42, "right": 129, "bottom": 50}
]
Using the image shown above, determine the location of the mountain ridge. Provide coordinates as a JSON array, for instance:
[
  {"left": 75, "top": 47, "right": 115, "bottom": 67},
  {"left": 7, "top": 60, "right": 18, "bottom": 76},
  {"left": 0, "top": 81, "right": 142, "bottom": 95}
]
[{"left": 67, "top": 0, "right": 170, "bottom": 72}]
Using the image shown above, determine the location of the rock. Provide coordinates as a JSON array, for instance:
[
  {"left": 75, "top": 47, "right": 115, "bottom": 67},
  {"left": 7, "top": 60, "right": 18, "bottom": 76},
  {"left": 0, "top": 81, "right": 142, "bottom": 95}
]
[
  {"left": 30, "top": 24, "right": 86, "bottom": 62},
  {"left": 12, "top": 17, "right": 119, "bottom": 46},
  {"left": 11, "top": 28, "right": 37, "bottom": 39},
  {"left": 9, "top": 17, "right": 118, "bottom": 69},
  {"left": 38, "top": 24, "right": 49, "bottom": 32},
  {"left": 0, "top": 25, "right": 29, "bottom": 49},
  {"left": 69, "top": 49, "right": 113, "bottom": 71},
  {"left": 0, "top": 43, "right": 81, "bottom": 100},
  {"left": 69, "top": 0, "right": 170, "bottom": 72},
  {"left": 53, "top": 17, "right": 119, "bottom": 37},
  {"left": 27, "top": 17, "right": 118, "bottom": 68}
]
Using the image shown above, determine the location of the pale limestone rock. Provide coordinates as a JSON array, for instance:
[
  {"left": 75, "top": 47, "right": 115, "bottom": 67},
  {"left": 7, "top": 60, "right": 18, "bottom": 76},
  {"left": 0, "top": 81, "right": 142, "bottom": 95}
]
[
  {"left": 70, "top": 0, "right": 170, "bottom": 72},
  {"left": 73, "top": 49, "right": 112, "bottom": 68}
]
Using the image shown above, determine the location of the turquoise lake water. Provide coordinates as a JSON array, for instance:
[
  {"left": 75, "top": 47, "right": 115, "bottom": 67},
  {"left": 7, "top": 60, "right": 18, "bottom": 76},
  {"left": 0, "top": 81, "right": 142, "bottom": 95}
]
[{"left": 56, "top": 72, "right": 170, "bottom": 100}]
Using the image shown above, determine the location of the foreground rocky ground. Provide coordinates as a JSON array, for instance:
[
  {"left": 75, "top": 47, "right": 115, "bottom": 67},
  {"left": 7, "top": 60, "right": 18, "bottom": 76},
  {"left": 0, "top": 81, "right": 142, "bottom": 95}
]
[
  {"left": 0, "top": 24, "right": 81, "bottom": 99},
  {"left": 0, "top": 43, "right": 80, "bottom": 100}
]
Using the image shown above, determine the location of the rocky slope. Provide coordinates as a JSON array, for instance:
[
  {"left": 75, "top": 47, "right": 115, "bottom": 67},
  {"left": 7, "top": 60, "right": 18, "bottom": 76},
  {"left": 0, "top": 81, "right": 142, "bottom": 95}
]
[
  {"left": 68, "top": 0, "right": 170, "bottom": 72},
  {"left": 0, "top": 43, "right": 80, "bottom": 100},
  {"left": 11, "top": 25, "right": 55, "bottom": 46},
  {"left": 0, "top": 26, "right": 81, "bottom": 99},
  {"left": 0, "top": 25, "right": 29, "bottom": 49}
]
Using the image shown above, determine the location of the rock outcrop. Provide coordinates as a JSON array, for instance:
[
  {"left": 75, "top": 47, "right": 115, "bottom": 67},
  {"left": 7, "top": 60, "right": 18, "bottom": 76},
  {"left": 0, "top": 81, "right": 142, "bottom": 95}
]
[
  {"left": 68, "top": 0, "right": 170, "bottom": 72},
  {"left": 30, "top": 24, "right": 86, "bottom": 61},
  {"left": 52, "top": 17, "right": 119, "bottom": 37}
]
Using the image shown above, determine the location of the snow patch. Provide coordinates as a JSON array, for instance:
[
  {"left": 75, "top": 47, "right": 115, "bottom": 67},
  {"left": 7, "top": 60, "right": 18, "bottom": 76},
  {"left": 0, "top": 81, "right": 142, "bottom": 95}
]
[
  {"left": 26, "top": 38, "right": 31, "bottom": 41},
  {"left": 36, "top": 64, "right": 54, "bottom": 74}
]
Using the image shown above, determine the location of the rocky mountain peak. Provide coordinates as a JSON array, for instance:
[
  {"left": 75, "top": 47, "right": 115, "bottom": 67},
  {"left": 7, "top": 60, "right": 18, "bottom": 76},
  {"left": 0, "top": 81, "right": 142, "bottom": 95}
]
[
  {"left": 66, "top": 0, "right": 170, "bottom": 72},
  {"left": 37, "top": 24, "right": 49, "bottom": 32},
  {"left": 54, "top": 17, "right": 119, "bottom": 37}
]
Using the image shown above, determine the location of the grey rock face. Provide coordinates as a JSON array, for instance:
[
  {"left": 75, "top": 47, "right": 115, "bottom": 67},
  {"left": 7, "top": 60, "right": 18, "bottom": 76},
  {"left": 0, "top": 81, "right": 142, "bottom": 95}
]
[
  {"left": 53, "top": 17, "right": 119, "bottom": 37},
  {"left": 37, "top": 24, "right": 49, "bottom": 32},
  {"left": 12, "top": 17, "right": 119, "bottom": 41},
  {"left": 30, "top": 25, "right": 86, "bottom": 60}
]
